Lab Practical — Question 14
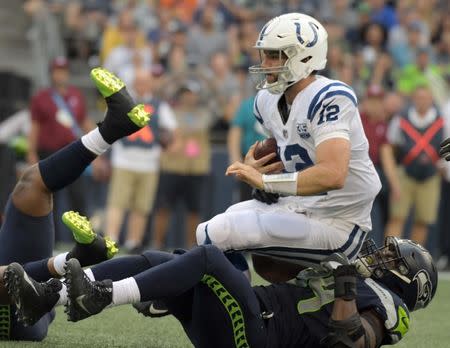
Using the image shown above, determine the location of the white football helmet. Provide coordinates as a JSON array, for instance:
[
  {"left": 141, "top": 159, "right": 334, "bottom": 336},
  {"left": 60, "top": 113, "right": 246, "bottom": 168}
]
[{"left": 249, "top": 13, "right": 328, "bottom": 94}]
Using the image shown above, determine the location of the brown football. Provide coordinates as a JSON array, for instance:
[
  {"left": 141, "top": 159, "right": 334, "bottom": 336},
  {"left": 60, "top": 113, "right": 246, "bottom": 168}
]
[{"left": 254, "top": 137, "right": 281, "bottom": 164}]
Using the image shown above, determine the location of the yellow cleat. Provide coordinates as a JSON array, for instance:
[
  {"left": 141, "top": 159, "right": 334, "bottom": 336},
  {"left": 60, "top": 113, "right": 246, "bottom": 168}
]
[
  {"left": 62, "top": 211, "right": 95, "bottom": 244},
  {"left": 62, "top": 211, "right": 119, "bottom": 259},
  {"left": 90, "top": 67, "right": 125, "bottom": 98}
]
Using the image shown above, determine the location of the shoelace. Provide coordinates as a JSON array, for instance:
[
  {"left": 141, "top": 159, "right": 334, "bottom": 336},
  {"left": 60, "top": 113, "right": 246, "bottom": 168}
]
[{"left": 89, "top": 280, "right": 111, "bottom": 303}]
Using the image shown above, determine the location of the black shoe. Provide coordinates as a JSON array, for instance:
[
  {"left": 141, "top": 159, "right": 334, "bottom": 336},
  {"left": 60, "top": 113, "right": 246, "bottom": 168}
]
[
  {"left": 133, "top": 300, "right": 169, "bottom": 318},
  {"left": 91, "top": 67, "right": 151, "bottom": 144},
  {"left": 4, "top": 263, "right": 62, "bottom": 326},
  {"left": 65, "top": 258, "right": 112, "bottom": 322}
]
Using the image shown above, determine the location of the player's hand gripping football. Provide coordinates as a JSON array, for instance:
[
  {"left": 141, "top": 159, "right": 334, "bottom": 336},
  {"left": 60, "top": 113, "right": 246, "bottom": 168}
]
[
  {"left": 244, "top": 142, "right": 284, "bottom": 173},
  {"left": 226, "top": 142, "right": 284, "bottom": 189}
]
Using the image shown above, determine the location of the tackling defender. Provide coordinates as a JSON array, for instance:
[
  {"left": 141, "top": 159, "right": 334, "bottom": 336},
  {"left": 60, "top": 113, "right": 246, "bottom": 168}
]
[
  {"left": 0, "top": 67, "right": 150, "bottom": 341},
  {"left": 197, "top": 13, "right": 381, "bottom": 268},
  {"left": 4, "top": 236, "right": 437, "bottom": 347}
]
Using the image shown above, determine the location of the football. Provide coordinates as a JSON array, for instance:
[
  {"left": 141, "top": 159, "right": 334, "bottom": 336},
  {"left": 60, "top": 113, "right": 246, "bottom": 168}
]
[{"left": 254, "top": 137, "right": 281, "bottom": 165}]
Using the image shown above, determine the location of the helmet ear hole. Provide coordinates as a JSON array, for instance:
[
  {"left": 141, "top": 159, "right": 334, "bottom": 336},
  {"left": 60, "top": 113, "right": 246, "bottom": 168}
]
[{"left": 301, "top": 56, "right": 312, "bottom": 63}]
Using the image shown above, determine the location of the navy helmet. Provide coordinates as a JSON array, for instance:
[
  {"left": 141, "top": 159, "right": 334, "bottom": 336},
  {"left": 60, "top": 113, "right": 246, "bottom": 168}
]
[{"left": 358, "top": 237, "right": 438, "bottom": 311}]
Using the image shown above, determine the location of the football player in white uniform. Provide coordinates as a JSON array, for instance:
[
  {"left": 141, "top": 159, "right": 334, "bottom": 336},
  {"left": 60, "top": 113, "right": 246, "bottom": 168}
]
[{"left": 196, "top": 13, "right": 381, "bottom": 267}]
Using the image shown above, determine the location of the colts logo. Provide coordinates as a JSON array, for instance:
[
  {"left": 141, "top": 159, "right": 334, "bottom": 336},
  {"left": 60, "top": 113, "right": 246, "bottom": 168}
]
[
  {"left": 413, "top": 270, "right": 432, "bottom": 310},
  {"left": 296, "top": 122, "right": 310, "bottom": 139},
  {"left": 294, "top": 21, "right": 319, "bottom": 47}
]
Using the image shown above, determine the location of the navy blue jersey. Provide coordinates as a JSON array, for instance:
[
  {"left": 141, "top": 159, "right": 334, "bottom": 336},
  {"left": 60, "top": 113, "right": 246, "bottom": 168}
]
[{"left": 253, "top": 275, "right": 410, "bottom": 348}]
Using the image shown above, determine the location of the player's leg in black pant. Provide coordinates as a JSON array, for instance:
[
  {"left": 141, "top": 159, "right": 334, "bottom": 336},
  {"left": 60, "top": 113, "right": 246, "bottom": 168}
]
[
  {"left": 0, "top": 68, "right": 149, "bottom": 341},
  {"left": 65, "top": 245, "right": 267, "bottom": 348}
]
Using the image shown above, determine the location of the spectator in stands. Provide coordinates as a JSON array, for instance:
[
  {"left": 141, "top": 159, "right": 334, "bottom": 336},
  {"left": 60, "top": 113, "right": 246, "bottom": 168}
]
[
  {"left": 100, "top": 9, "right": 147, "bottom": 64},
  {"left": 153, "top": 80, "right": 212, "bottom": 249},
  {"left": 385, "top": 86, "right": 444, "bottom": 245},
  {"left": 186, "top": 4, "right": 229, "bottom": 66},
  {"left": 24, "top": 0, "right": 65, "bottom": 88},
  {"left": 104, "top": 70, "right": 177, "bottom": 253},
  {"left": 360, "top": 85, "right": 401, "bottom": 245},
  {"left": 390, "top": 20, "right": 429, "bottom": 69},
  {"left": 104, "top": 13, "right": 152, "bottom": 87},
  {"left": 149, "top": 13, "right": 189, "bottom": 69},
  {"left": 368, "top": 0, "right": 398, "bottom": 31},
  {"left": 360, "top": 22, "right": 393, "bottom": 88},
  {"left": 65, "top": 0, "right": 113, "bottom": 60},
  {"left": 192, "top": 0, "right": 237, "bottom": 30},
  {"left": 207, "top": 52, "right": 241, "bottom": 124},
  {"left": 27, "top": 57, "right": 105, "bottom": 241},
  {"left": 159, "top": 0, "right": 198, "bottom": 24},
  {"left": 319, "top": 0, "right": 358, "bottom": 33},
  {"left": 397, "top": 47, "right": 449, "bottom": 110}
]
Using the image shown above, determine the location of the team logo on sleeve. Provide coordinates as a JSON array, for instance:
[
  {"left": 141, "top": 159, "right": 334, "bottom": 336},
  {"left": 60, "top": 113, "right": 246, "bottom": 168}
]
[{"left": 296, "top": 122, "right": 310, "bottom": 139}]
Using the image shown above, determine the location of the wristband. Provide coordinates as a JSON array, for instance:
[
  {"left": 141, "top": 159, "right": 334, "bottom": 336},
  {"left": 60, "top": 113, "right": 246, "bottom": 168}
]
[{"left": 262, "top": 172, "right": 298, "bottom": 195}]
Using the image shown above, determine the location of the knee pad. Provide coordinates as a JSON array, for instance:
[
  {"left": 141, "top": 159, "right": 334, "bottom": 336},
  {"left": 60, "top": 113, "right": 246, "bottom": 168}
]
[
  {"left": 196, "top": 215, "right": 232, "bottom": 248},
  {"left": 197, "top": 210, "right": 264, "bottom": 251}
]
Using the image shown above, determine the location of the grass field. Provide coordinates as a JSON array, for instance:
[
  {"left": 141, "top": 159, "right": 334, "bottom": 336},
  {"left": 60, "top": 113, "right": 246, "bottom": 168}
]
[{"left": 2, "top": 277, "right": 450, "bottom": 347}]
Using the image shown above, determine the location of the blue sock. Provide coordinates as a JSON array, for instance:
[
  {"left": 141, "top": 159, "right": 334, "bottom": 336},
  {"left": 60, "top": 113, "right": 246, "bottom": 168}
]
[{"left": 38, "top": 140, "right": 97, "bottom": 192}]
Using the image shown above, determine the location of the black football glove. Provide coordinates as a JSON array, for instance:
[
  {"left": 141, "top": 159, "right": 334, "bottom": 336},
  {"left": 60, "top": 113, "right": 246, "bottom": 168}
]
[
  {"left": 252, "top": 188, "right": 279, "bottom": 205},
  {"left": 440, "top": 137, "right": 450, "bottom": 161}
]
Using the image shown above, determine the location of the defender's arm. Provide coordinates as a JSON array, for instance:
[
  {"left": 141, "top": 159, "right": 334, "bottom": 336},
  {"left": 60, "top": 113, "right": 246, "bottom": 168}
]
[{"left": 321, "top": 265, "right": 384, "bottom": 348}]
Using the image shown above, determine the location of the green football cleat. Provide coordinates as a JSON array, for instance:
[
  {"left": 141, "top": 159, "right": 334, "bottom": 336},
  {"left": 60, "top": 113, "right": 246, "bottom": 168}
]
[
  {"left": 62, "top": 211, "right": 95, "bottom": 245},
  {"left": 63, "top": 211, "right": 118, "bottom": 264},
  {"left": 90, "top": 67, "right": 125, "bottom": 98},
  {"left": 90, "top": 67, "right": 151, "bottom": 144},
  {"left": 127, "top": 103, "right": 151, "bottom": 128}
]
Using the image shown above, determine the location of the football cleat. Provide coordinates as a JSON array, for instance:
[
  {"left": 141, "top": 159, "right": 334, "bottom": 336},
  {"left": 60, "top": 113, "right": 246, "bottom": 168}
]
[
  {"left": 133, "top": 300, "right": 170, "bottom": 318},
  {"left": 90, "top": 67, "right": 151, "bottom": 144},
  {"left": 4, "top": 263, "right": 62, "bottom": 326},
  {"left": 65, "top": 259, "right": 112, "bottom": 322},
  {"left": 63, "top": 211, "right": 118, "bottom": 265}
]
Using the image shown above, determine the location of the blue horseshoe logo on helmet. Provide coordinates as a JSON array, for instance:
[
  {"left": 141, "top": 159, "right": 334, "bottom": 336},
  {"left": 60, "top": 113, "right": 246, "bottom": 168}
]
[{"left": 294, "top": 22, "right": 319, "bottom": 47}]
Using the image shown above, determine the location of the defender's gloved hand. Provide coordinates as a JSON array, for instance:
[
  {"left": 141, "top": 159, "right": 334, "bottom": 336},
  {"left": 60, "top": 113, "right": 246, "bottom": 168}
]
[
  {"left": 252, "top": 188, "right": 279, "bottom": 205},
  {"left": 320, "top": 253, "right": 357, "bottom": 300}
]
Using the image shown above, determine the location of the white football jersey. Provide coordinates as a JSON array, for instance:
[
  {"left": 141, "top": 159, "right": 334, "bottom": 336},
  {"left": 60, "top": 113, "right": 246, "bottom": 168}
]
[{"left": 253, "top": 76, "right": 381, "bottom": 231}]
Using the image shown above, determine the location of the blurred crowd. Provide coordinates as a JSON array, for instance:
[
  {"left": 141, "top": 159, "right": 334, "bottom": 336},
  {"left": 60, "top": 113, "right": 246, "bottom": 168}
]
[{"left": 1, "top": 0, "right": 450, "bottom": 268}]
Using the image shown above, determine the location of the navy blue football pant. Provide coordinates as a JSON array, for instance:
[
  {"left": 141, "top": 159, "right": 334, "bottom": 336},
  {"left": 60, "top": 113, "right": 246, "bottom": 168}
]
[
  {"left": 0, "top": 197, "right": 55, "bottom": 341},
  {"left": 91, "top": 245, "right": 267, "bottom": 348}
]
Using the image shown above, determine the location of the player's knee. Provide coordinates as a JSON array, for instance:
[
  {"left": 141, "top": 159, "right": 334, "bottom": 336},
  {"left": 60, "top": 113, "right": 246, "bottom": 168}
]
[
  {"left": 196, "top": 216, "right": 231, "bottom": 249},
  {"left": 13, "top": 164, "right": 44, "bottom": 197}
]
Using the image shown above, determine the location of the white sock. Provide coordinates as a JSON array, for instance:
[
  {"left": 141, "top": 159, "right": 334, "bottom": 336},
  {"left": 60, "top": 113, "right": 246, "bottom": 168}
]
[
  {"left": 84, "top": 268, "right": 95, "bottom": 281},
  {"left": 53, "top": 252, "right": 69, "bottom": 276},
  {"left": 81, "top": 128, "right": 110, "bottom": 155},
  {"left": 112, "top": 278, "right": 141, "bottom": 306},
  {"left": 56, "top": 282, "right": 68, "bottom": 306}
]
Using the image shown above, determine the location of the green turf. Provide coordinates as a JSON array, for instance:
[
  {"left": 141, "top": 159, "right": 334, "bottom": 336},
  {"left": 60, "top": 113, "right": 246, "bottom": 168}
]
[{"left": 1, "top": 279, "right": 449, "bottom": 347}]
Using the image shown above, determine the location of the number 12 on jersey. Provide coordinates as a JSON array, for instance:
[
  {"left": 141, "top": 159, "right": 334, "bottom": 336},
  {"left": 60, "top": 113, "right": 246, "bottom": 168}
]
[{"left": 284, "top": 144, "right": 314, "bottom": 171}]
